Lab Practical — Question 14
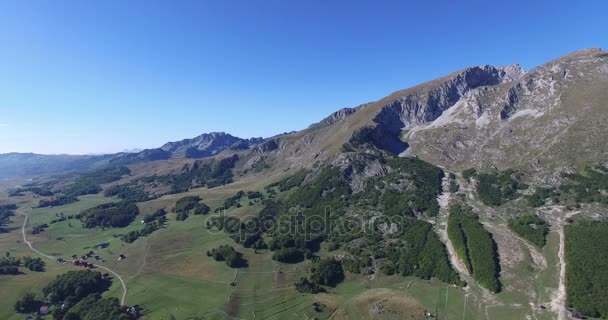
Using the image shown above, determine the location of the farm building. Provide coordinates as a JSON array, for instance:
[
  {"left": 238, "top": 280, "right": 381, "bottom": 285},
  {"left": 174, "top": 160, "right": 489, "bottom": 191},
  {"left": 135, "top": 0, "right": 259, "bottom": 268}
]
[{"left": 39, "top": 306, "right": 49, "bottom": 315}]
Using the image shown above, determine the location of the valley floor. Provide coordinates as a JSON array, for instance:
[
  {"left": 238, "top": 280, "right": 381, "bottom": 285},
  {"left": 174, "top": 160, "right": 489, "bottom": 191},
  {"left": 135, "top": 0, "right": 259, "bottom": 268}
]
[{"left": 0, "top": 179, "right": 599, "bottom": 320}]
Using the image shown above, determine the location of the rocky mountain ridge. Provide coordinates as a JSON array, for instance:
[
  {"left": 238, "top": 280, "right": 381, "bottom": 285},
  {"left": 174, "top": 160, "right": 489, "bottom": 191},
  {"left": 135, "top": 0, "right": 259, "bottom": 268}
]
[{"left": 235, "top": 48, "right": 606, "bottom": 186}]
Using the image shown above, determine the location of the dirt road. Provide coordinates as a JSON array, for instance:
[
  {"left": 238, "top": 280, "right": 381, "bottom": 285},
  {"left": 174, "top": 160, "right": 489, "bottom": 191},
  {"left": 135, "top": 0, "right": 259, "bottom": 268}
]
[{"left": 18, "top": 210, "right": 128, "bottom": 305}]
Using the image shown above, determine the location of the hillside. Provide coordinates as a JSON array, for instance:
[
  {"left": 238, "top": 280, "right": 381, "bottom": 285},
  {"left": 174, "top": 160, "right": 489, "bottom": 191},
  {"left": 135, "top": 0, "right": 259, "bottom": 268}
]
[{"left": 235, "top": 48, "right": 608, "bottom": 184}]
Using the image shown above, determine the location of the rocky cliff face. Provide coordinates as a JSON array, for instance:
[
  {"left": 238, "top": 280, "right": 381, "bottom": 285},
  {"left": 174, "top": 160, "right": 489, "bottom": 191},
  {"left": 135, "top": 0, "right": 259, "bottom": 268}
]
[
  {"left": 396, "top": 48, "right": 608, "bottom": 182},
  {"left": 372, "top": 65, "right": 526, "bottom": 133}
]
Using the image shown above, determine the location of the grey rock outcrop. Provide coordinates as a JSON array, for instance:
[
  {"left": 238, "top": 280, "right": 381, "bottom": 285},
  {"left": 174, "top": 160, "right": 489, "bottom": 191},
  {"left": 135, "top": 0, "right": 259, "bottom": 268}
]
[{"left": 373, "top": 65, "right": 526, "bottom": 134}]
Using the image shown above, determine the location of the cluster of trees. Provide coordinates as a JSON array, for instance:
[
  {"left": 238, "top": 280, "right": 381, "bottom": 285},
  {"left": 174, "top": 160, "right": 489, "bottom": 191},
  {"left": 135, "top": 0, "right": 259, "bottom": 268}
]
[
  {"left": 62, "top": 294, "right": 135, "bottom": 320},
  {"left": 32, "top": 223, "right": 49, "bottom": 234},
  {"left": 342, "top": 256, "right": 372, "bottom": 274},
  {"left": 0, "top": 253, "right": 21, "bottom": 274},
  {"left": 154, "top": 155, "right": 239, "bottom": 194},
  {"left": 379, "top": 158, "right": 443, "bottom": 217},
  {"left": 143, "top": 209, "right": 167, "bottom": 223},
  {"left": 193, "top": 203, "right": 211, "bottom": 215},
  {"left": 175, "top": 211, "right": 188, "bottom": 221},
  {"left": 122, "top": 210, "right": 167, "bottom": 243},
  {"left": 524, "top": 166, "right": 608, "bottom": 208},
  {"left": 173, "top": 196, "right": 210, "bottom": 221},
  {"left": 23, "top": 256, "right": 45, "bottom": 271},
  {"left": 104, "top": 184, "right": 152, "bottom": 202},
  {"left": 266, "top": 170, "right": 308, "bottom": 192},
  {"left": 476, "top": 170, "right": 526, "bottom": 206},
  {"left": 0, "top": 204, "right": 17, "bottom": 232},
  {"left": 508, "top": 214, "right": 549, "bottom": 247},
  {"left": 207, "top": 167, "right": 345, "bottom": 263},
  {"left": 206, "top": 154, "right": 462, "bottom": 287},
  {"left": 246, "top": 191, "right": 263, "bottom": 199},
  {"left": 286, "top": 166, "right": 351, "bottom": 211},
  {"left": 565, "top": 221, "right": 608, "bottom": 318},
  {"left": 267, "top": 233, "right": 323, "bottom": 263},
  {"left": 38, "top": 195, "right": 79, "bottom": 208},
  {"left": 206, "top": 245, "right": 246, "bottom": 268},
  {"left": 9, "top": 186, "right": 54, "bottom": 197},
  {"left": 174, "top": 196, "right": 202, "bottom": 213},
  {"left": 78, "top": 202, "right": 139, "bottom": 228},
  {"left": 14, "top": 293, "right": 43, "bottom": 314},
  {"left": 14, "top": 269, "right": 134, "bottom": 319},
  {"left": 272, "top": 247, "right": 305, "bottom": 263},
  {"left": 310, "top": 258, "right": 345, "bottom": 287},
  {"left": 561, "top": 166, "right": 608, "bottom": 205},
  {"left": 63, "top": 166, "right": 130, "bottom": 196},
  {"left": 294, "top": 258, "right": 345, "bottom": 294},
  {"left": 43, "top": 270, "right": 111, "bottom": 302},
  {"left": 295, "top": 277, "right": 325, "bottom": 293},
  {"left": 525, "top": 187, "right": 560, "bottom": 207},
  {"left": 223, "top": 191, "right": 245, "bottom": 209},
  {"left": 377, "top": 218, "right": 462, "bottom": 285},
  {"left": 50, "top": 212, "right": 68, "bottom": 225},
  {"left": 0, "top": 254, "right": 45, "bottom": 274},
  {"left": 447, "top": 204, "right": 500, "bottom": 292}
]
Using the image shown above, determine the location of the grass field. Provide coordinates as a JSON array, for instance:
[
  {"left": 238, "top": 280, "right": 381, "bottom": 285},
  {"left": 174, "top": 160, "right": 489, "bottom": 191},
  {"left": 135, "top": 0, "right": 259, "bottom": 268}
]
[{"left": 0, "top": 181, "right": 573, "bottom": 320}]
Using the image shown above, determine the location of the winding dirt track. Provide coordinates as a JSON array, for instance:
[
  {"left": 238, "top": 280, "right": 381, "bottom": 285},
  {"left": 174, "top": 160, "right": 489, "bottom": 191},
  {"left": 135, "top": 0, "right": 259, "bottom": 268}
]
[{"left": 17, "top": 211, "right": 128, "bottom": 305}]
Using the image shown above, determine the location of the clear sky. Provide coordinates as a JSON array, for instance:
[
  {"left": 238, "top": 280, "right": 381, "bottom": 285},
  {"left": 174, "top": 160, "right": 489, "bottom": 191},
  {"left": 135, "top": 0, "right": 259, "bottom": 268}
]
[{"left": 0, "top": 0, "right": 606, "bottom": 154}]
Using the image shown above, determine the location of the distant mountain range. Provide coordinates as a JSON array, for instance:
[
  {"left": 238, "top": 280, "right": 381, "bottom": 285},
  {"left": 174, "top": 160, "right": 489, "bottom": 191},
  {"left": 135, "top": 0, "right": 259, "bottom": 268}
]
[{"left": 0, "top": 132, "right": 267, "bottom": 178}]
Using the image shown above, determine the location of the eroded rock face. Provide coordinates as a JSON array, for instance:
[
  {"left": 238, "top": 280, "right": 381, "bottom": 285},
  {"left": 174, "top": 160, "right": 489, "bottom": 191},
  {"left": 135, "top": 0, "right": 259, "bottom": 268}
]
[{"left": 372, "top": 65, "right": 526, "bottom": 133}]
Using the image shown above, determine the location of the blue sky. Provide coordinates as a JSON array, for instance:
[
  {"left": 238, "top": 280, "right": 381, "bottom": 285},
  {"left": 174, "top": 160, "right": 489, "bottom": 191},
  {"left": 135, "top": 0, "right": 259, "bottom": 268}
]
[{"left": 0, "top": 0, "right": 606, "bottom": 154}]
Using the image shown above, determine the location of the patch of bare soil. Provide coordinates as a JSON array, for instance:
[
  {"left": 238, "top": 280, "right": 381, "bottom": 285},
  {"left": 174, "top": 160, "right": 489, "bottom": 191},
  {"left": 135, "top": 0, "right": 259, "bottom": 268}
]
[{"left": 352, "top": 289, "right": 427, "bottom": 320}]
